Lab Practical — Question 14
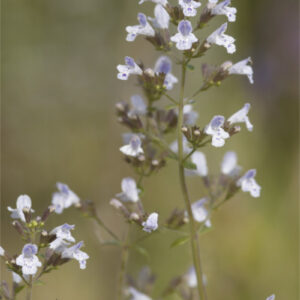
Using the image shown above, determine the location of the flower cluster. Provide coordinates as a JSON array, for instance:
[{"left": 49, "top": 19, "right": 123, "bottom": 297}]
[
  {"left": 0, "top": 187, "right": 88, "bottom": 299},
  {"left": 113, "top": 0, "right": 266, "bottom": 298}
]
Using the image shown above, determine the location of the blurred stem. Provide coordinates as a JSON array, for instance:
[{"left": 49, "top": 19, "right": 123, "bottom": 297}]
[
  {"left": 26, "top": 279, "right": 33, "bottom": 300},
  {"left": 177, "top": 57, "right": 208, "bottom": 300},
  {"left": 93, "top": 215, "right": 120, "bottom": 241},
  {"left": 117, "top": 227, "right": 130, "bottom": 300}
]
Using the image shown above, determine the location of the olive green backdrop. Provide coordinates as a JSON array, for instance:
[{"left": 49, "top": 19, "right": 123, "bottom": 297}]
[{"left": 1, "top": 0, "right": 299, "bottom": 299}]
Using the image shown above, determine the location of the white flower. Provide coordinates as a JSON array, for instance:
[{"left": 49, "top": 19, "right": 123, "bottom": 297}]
[
  {"left": 170, "top": 136, "right": 192, "bottom": 154},
  {"left": 205, "top": 115, "right": 230, "bottom": 147},
  {"left": 266, "top": 295, "right": 275, "bottom": 300},
  {"left": 150, "top": 4, "right": 170, "bottom": 29},
  {"left": 171, "top": 20, "right": 198, "bottom": 50},
  {"left": 117, "top": 57, "right": 143, "bottom": 80},
  {"left": 127, "top": 287, "right": 152, "bottom": 300},
  {"left": 126, "top": 13, "right": 155, "bottom": 42},
  {"left": 186, "top": 151, "right": 208, "bottom": 177},
  {"left": 221, "top": 151, "right": 240, "bottom": 175},
  {"left": 207, "top": 23, "right": 236, "bottom": 54},
  {"left": 228, "top": 103, "right": 253, "bottom": 131},
  {"left": 117, "top": 177, "right": 140, "bottom": 202},
  {"left": 61, "top": 241, "right": 89, "bottom": 270},
  {"left": 208, "top": 0, "right": 218, "bottom": 3},
  {"left": 0, "top": 246, "right": 4, "bottom": 256},
  {"left": 12, "top": 272, "right": 28, "bottom": 284},
  {"left": 120, "top": 135, "right": 144, "bottom": 157},
  {"left": 154, "top": 56, "right": 178, "bottom": 90},
  {"left": 16, "top": 244, "right": 42, "bottom": 276},
  {"left": 183, "top": 104, "right": 198, "bottom": 125},
  {"left": 211, "top": 0, "right": 237, "bottom": 22},
  {"left": 228, "top": 57, "right": 254, "bottom": 84},
  {"left": 139, "top": 0, "right": 167, "bottom": 5},
  {"left": 50, "top": 224, "right": 76, "bottom": 251},
  {"left": 190, "top": 198, "right": 211, "bottom": 227},
  {"left": 51, "top": 183, "right": 80, "bottom": 214},
  {"left": 183, "top": 266, "right": 207, "bottom": 288},
  {"left": 129, "top": 95, "right": 147, "bottom": 116},
  {"left": 7, "top": 195, "right": 34, "bottom": 223},
  {"left": 179, "top": 0, "right": 201, "bottom": 17},
  {"left": 183, "top": 266, "right": 198, "bottom": 288},
  {"left": 237, "top": 169, "right": 261, "bottom": 198},
  {"left": 142, "top": 213, "right": 159, "bottom": 233}
]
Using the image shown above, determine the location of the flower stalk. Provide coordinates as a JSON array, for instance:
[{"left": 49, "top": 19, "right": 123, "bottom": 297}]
[{"left": 177, "top": 57, "right": 207, "bottom": 300}]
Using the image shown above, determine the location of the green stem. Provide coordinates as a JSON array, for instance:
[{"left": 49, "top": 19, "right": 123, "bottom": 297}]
[
  {"left": 164, "top": 93, "right": 178, "bottom": 105},
  {"left": 26, "top": 280, "right": 33, "bottom": 300},
  {"left": 177, "top": 57, "right": 208, "bottom": 300},
  {"left": 93, "top": 215, "right": 120, "bottom": 241},
  {"left": 117, "top": 228, "right": 130, "bottom": 300}
]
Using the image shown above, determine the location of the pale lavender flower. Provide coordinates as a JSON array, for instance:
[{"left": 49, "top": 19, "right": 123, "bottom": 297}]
[
  {"left": 127, "top": 287, "right": 152, "bottom": 300},
  {"left": 117, "top": 57, "right": 143, "bottom": 80},
  {"left": 154, "top": 56, "right": 178, "bottom": 90},
  {"left": 211, "top": 0, "right": 237, "bottom": 22},
  {"left": 149, "top": 4, "right": 170, "bottom": 29},
  {"left": 126, "top": 13, "right": 155, "bottom": 42},
  {"left": 16, "top": 244, "right": 42, "bottom": 276},
  {"left": 50, "top": 224, "right": 76, "bottom": 251},
  {"left": 228, "top": 57, "right": 254, "bottom": 84},
  {"left": 179, "top": 0, "right": 201, "bottom": 17},
  {"left": 0, "top": 246, "right": 4, "bottom": 256},
  {"left": 183, "top": 104, "right": 198, "bottom": 125},
  {"left": 12, "top": 272, "right": 23, "bottom": 284},
  {"left": 139, "top": 0, "right": 167, "bottom": 5},
  {"left": 228, "top": 103, "right": 253, "bottom": 131},
  {"left": 129, "top": 95, "right": 147, "bottom": 116},
  {"left": 186, "top": 151, "right": 208, "bottom": 177},
  {"left": 205, "top": 115, "right": 230, "bottom": 147},
  {"left": 237, "top": 169, "right": 261, "bottom": 198},
  {"left": 61, "top": 241, "right": 89, "bottom": 270},
  {"left": 120, "top": 135, "right": 144, "bottom": 157},
  {"left": 171, "top": 20, "right": 198, "bottom": 50},
  {"left": 142, "top": 213, "right": 159, "bottom": 233},
  {"left": 52, "top": 183, "right": 80, "bottom": 214},
  {"left": 170, "top": 136, "right": 192, "bottom": 154},
  {"left": 117, "top": 177, "right": 140, "bottom": 203},
  {"left": 7, "top": 195, "right": 34, "bottom": 223},
  {"left": 266, "top": 295, "right": 275, "bottom": 300},
  {"left": 183, "top": 266, "right": 207, "bottom": 288},
  {"left": 221, "top": 151, "right": 240, "bottom": 175},
  {"left": 208, "top": 0, "right": 218, "bottom": 3},
  {"left": 190, "top": 198, "right": 211, "bottom": 227},
  {"left": 207, "top": 23, "right": 236, "bottom": 54}
]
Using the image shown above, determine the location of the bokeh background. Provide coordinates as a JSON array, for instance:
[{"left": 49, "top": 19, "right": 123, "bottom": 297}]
[{"left": 1, "top": 0, "right": 299, "bottom": 299}]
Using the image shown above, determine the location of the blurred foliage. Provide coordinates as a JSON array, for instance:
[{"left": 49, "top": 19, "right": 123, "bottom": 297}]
[{"left": 1, "top": 0, "right": 298, "bottom": 299}]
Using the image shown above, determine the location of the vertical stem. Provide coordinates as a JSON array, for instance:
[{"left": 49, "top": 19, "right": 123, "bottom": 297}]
[
  {"left": 26, "top": 280, "right": 33, "bottom": 300},
  {"left": 177, "top": 58, "right": 208, "bottom": 300},
  {"left": 117, "top": 228, "right": 130, "bottom": 300}
]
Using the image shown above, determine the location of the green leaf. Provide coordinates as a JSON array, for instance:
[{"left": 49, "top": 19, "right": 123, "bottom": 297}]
[
  {"left": 133, "top": 245, "right": 150, "bottom": 260},
  {"left": 15, "top": 285, "right": 26, "bottom": 294},
  {"left": 170, "top": 236, "right": 190, "bottom": 248},
  {"left": 34, "top": 280, "right": 45, "bottom": 286},
  {"left": 165, "top": 104, "right": 178, "bottom": 111},
  {"left": 183, "top": 160, "right": 197, "bottom": 170},
  {"left": 187, "top": 64, "right": 195, "bottom": 70},
  {"left": 101, "top": 240, "right": 122, "bottom": 247}
]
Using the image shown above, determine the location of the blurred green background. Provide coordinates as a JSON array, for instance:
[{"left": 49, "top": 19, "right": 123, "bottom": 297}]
[{"left": 1, "top": 0, "right": 299, "bottom": 299}]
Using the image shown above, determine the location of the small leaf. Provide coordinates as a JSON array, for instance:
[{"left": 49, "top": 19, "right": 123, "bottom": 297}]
[
  {"left": 14, "top": 285, "right": 26, "bottom": 294},
  {"left": 183, "top": 160, "right": 197, "bottom": 170},
  {"left": 170, "top": 236, "right": 190, "bottom": 248},
  {"left": 187, "top": 64, "right": 195, "bottom": 70},
  {"left": 165, "top": 104, "right": 178, "bottom": 111},
  {"left": 101, "top": 240, "right": 122, "bottom": 247},
  {"left": 34, "top": 280, "right": 45, "bottom": 286},
  {"left": 133, "top": 245, "right": 150, "bottom": 260}
]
